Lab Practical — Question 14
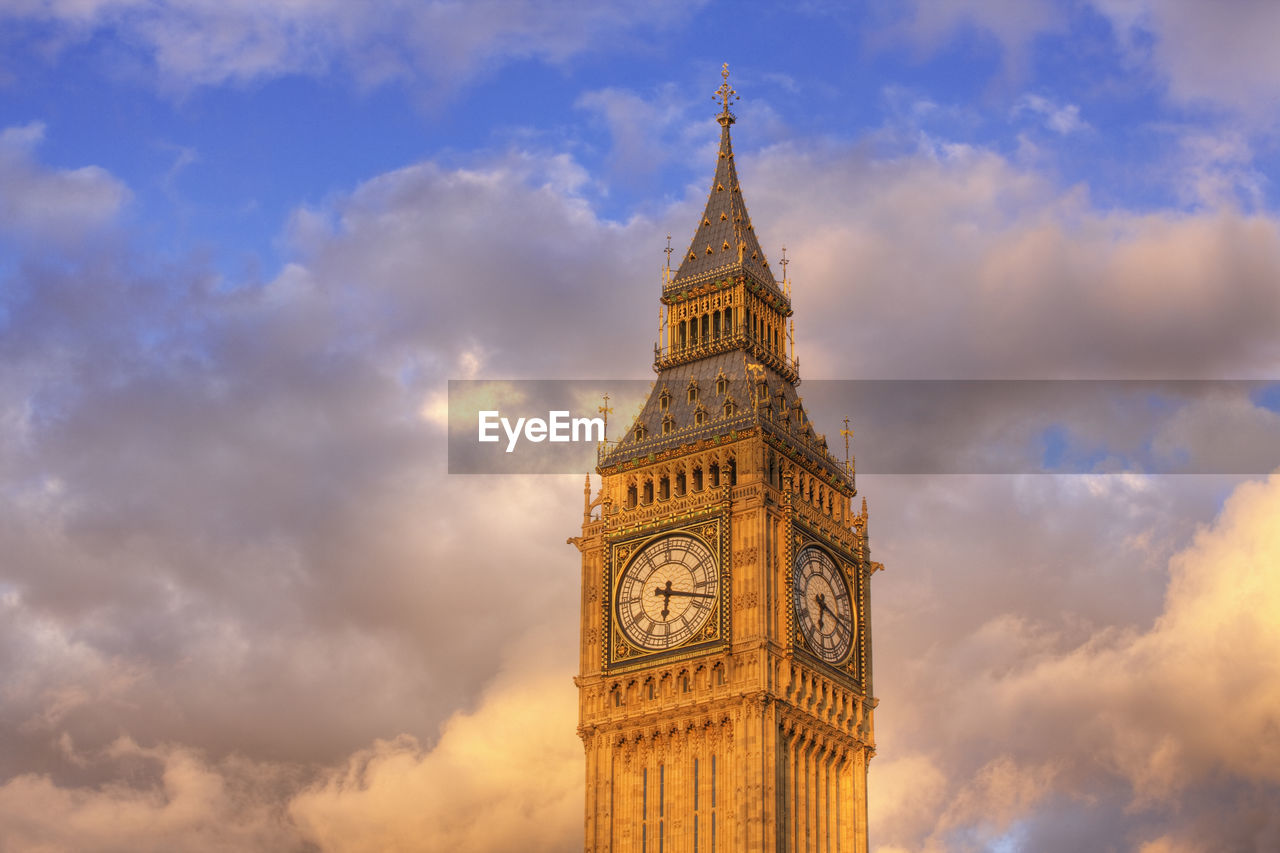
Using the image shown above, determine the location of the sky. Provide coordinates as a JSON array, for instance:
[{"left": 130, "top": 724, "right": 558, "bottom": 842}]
[{"left": 1, "top": 1, "right": 1280, "bottom": 851}]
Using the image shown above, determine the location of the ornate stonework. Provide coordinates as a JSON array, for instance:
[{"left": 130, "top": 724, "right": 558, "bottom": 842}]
[{"left": 572, "top": 66, "right": 879, "bottom": 853}]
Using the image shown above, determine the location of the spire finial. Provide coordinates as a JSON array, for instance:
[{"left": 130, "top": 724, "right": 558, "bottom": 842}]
[
  {"left": 598, "top": 393, "right": 613, "bottom": 442},
  {"left": 840, "top": 417, "right": 854, "bottom": 475},
  {"left": 713, "top": 62, "right": 738, "bottom": 123}
]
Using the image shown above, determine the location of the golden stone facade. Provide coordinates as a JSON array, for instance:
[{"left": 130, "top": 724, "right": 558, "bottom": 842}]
[{"left": 571, "top": 67, "right": 880, "bottom": 852}]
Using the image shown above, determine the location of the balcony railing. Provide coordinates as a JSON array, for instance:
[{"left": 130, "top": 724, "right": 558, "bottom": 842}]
[{"left": 654, "top": 329, "right": 799, "bottom": 384}]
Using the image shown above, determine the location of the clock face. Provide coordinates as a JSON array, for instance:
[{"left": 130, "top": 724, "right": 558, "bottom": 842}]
[
  {"left": 616, "top": 534, "right": 719, "bottom": 651},
  {"left": 792, "top": 546, "right": 854, "bottom": 664}
]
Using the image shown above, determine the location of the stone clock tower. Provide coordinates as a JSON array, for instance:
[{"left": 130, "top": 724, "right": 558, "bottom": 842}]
[{"left": 571, "top": 66, "right": 881, "bottom": 853}]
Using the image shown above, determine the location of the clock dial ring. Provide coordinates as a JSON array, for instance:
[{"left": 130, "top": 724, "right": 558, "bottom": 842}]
[
  {"left": 792, "top": 545, "right": 855, "bottom": 664},
  {"left": 615, "top": 533, "right": 719, "bottom": 652}
]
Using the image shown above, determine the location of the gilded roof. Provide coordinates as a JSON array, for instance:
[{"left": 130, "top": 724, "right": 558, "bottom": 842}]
[
  {"left": 667, "top": 114, "right": 780, "bottom": 296},
  {"left": 600, "top": 352, "right": 846, "bottom": 483}
]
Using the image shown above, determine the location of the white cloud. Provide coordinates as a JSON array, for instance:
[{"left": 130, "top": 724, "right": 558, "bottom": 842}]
[
  {"left": 1015, "top": 94, "right": 1089, "bottom": 134},
  {"left": 0, "top": 122, "right": 130, "bottom": 240},
  {"left": 2, "top": 0, "right": 704, "bottom": 94}
]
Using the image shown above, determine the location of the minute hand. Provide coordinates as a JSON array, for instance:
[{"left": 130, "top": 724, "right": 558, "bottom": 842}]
[{"left": 653, "top": 588, "right": 716, "bottom": 599}]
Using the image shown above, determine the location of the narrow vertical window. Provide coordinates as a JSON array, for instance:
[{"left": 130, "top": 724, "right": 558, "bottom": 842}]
[
  {"left": 642, "top": 767, "right": 648, "bottom": 853},
  {"left": 711, "top": 754, "right": 717, "bottom": 852},
  {"left": 693, "top": 757, "right": 700, "bottom": 853},
  {"left": 658, "top": 763, "right": 665, "bottom": 853}
]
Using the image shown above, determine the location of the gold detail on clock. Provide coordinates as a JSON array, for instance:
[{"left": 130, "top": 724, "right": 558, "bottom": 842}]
[
  {"left": 616, "top": 533, "right": 720, "bottom": 652},
  {"left": 792, "top": 545, "right": 855, "bottom": 664}
]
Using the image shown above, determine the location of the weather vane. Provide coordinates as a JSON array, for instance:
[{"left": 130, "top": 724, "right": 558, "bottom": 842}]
[
  {"left": 713, "top": 62, "right": 739, "bottom": 117},
  {"left": 840, "top": 417, "right": 854, "bottom": 474},
  {"left": 663, "top": 233, "right": 674, "bottom": 286},
  {"left": 599, "top": 393, "right": 613, "bottom": 442}
]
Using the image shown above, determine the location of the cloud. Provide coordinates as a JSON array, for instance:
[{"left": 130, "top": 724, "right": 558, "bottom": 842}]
[
  {"left": 0, "top": 122, "right": 129, "bottom": 242},
  {"left": 1, "top": 0, "right": 704, "bottom": 94},
  {"left": 1015, "top": 94, "right": 1089, "bottom": 134},
  {"left": 0, "top": 737, "right": 300, "bottom": 852},
  {"left": 290, "top": 633, "right": 580, "bottom": 853},
  {"left": 742, "top": 139, "right": 1280, "bottom": 378},
  {"left": 865, "top": 468, "right": 1280, "bottom": 851},
  {"left": 4, "top": 99, "right": 1280, "bottom": 851},
  {"left": 1093, "top": 0, "right": 1280, "bottom": 116},
  {"left": 0, "top": 633, "right": 581, "bottom": 853},
  {"left": 872, "top": 0, "right": 1065, "bottom": 73}
]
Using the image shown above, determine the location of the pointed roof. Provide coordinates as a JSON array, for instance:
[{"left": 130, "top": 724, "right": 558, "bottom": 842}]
[{"left": 667, "top": 69, "right": 781, "bottom": 297}]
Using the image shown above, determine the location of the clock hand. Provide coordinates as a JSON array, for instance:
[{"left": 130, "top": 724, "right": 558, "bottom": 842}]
[
  {"left": 652, "top": 580, "right": 674, "bottom": 619},
  {"left": 814, "top": 592, "right": 837, "bottom": 631},
  {"left": 663, "top": 589, "right": 716, "bottom": 599}
]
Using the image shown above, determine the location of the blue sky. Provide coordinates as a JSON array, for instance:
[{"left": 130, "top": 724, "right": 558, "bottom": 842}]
[
  {"left": 5, "top": 1, "right": 1275, "bottom": 278},
  {"left": 2, "top": 2, "right": 1280, "bottom": 851}
]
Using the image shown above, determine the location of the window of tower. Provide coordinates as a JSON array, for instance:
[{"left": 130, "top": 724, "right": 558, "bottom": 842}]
[
  {"left": 716, "top": 375, "right": 727, "bottom": 396},
  {"left": 658, "top": 476, "right": 670, "bottom": 500},
  {"left": 712, "top": 311, "right": 720, "bottom": 338},
  {"left": 711, "top": 755, "right": 717, "bottom": 850},
  {"left": 626, "top": 483, "right": 637, "bottom": 509},
  {"left": 723, "top": 399, "right": 735, "bottom": 418},
  {"left": 694, "top": 758, "right": 700, "bottom": 853},
  {"left": 642, "top": 480, "right": 654, "bottom": 505},
  {"left": 661, "top": 416, "right": 673, "bottom": 436},
  {"left": 642, "top": 767, "right": 649, "bottom": 852},
  {"left": 727, "top": 457, "right": 737, "bottom": 486},
  {"left": 724, "top": 306, "right": 732, "bottom": 334},
  {"left": 701, "top": 314, "right": 709, "bottom": 341},
  {"left": 678, "top": 321, "right": 687, "bottom": 350},
  {"left": 694, "top": 409, "right": 706, "bottom": 426},
  {"left": 688, "top": 382, "right": 699, "bottom": 404},
  {"left": 658, "top": 763, "right": 665, "bottom": 853},
  {"left": 692, "top": 466, "right": 703, "bottom": 492},
  {"left": 709, "top": 462, "right": 719, "bottom": 488}
]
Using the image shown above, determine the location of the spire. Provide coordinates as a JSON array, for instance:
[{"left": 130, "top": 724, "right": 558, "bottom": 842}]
[{"left": 669, "top": 64, "right": 779, "bottom": 295}]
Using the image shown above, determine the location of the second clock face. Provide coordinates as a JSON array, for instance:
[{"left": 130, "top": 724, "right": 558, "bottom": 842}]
[
  {"left": 793, "top": 546, "right": 855, "bottom": 664},
  {"left": 616, "top": 534, "right": 719, "bottom": 651}
]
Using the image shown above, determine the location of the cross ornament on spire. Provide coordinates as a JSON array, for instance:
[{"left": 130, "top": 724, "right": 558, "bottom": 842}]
[{"left": 713, "top": 62, "right": 738, "bottom": 118}]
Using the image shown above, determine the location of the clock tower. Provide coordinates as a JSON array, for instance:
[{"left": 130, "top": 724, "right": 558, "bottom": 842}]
[{"left": 571, "top": 66, "right": 880, "bottom": 852}]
